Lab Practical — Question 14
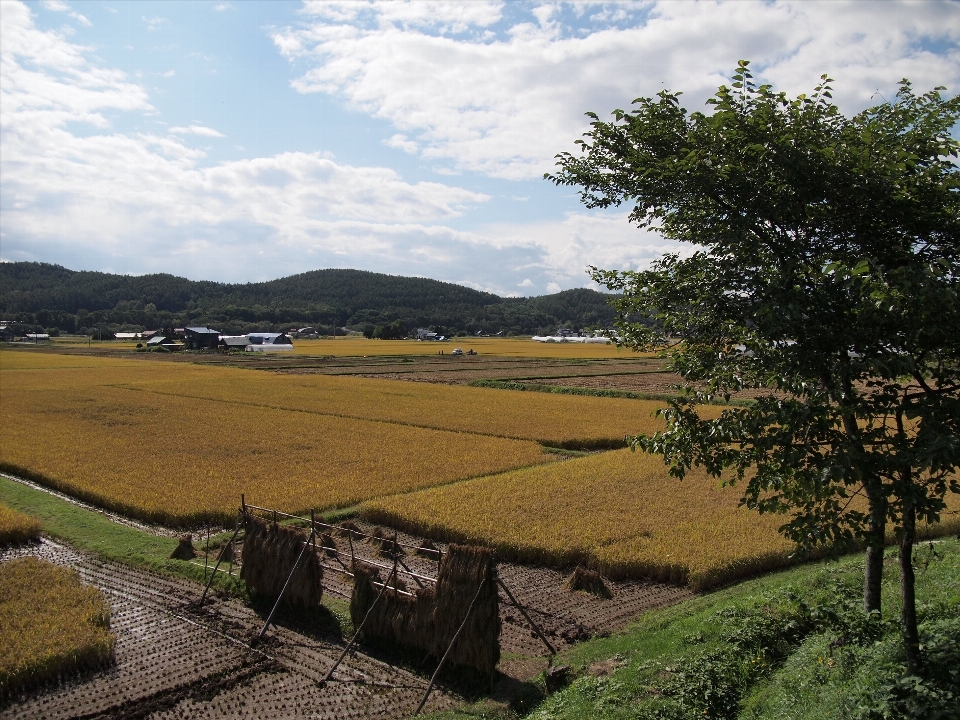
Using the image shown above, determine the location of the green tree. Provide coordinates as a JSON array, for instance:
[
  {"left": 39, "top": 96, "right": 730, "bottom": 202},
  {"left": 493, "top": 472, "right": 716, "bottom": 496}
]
[{"left": 548, "top": 62, "right": 960, "bottom": 674}]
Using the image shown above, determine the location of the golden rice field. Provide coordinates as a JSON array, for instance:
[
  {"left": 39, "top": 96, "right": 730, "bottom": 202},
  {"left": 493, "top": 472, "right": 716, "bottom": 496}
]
[
  {"left": 1, "top": 348, "right": 683, "bottom": 446},
  {"left": 124, "top": 370, "right": 684, "bottom": 446},
  {"left": 0, "top": 502, "right": 42, "bottom": 547},
  {"left": 0, "top": 349, "right": 682, "bottom": 525},
  {"left": 361, "top": 448, "right": 960, "bottom": 591},
  {"left": 0, "top": 557, "right": 115, "bottom": 697},
  {"left": 0, "top": 370, "right": 549, "bottom": 526}
]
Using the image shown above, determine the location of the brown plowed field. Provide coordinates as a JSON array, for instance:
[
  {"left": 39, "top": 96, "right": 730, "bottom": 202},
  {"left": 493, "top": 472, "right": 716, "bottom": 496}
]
[{"left": 2, "top": 523, "right": 692, "bottom": 719}]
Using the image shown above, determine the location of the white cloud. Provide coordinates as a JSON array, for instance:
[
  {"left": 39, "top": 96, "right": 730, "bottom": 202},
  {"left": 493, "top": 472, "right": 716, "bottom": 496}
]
[
  {"left": 1, "top": 1, "right": 492, "bottom": 284},
  {"left": 475, "top": 209, "right": 688, "bottom": 289},
  {"left": 518, "top": 278, "right": 534, "bottom": 287},
  {"left": 161, "top": 69, "right": 176, "bottom": 78},
  {"left": 546, "top": 282, "right": 561, "bottom": 294},
  {"left": 275, "top": 0, "right": 960, "bottom": 180},
  {"left": 41, "top": 0, "right": 91, "bottom": 26},
  {"left": 168, "top": 124, "right": 224, "bottom": 137},
  {"left": 383, "top": 133, "right": 418, "bottom": 153},
  {"left": 213, "top": 2, "right": 233, "bottom": 11},
  {"left": 299, "top": 1, "right": 503, "bottom": 31},
  {"left": 142, "top": 15, "right": 168, "bottom": 32}
]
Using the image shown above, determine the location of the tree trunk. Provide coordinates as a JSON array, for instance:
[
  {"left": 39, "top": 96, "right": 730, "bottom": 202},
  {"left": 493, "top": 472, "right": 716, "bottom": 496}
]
[
  {"left": 863, "top": 476, "right": 886, "bottom": 614},
  {"left": 898, "top": 501, "right": 922, "bottom": 675},
  {"left": 864, "top": 542, "right": 884, "bottom": 614},
  {"left": 839, "top": 390, "right": 884, "bottom": 615}
]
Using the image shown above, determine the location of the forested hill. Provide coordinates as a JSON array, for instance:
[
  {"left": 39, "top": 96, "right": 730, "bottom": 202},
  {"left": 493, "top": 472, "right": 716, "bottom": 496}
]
[{"left": 0, "top": 262, "right": 617, "bottom": 336}]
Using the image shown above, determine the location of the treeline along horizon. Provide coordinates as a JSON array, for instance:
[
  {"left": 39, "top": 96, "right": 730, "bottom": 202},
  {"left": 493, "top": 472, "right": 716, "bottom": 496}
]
[{"left": 0, "top": 262, "right": 617, "bottom": 336}]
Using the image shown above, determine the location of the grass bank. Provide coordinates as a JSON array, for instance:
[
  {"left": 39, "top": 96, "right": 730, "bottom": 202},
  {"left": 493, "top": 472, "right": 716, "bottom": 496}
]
[
  {"left": 523, "top": 540, "right": 959, "bottom": 720},
  {"left": 0, "top": 474, "right": 246, "bottom": 596}
]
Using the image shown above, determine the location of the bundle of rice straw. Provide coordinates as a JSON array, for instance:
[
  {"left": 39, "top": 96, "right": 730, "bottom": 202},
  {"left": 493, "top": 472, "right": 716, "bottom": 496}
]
[
  {"left": 563, "top": 566, "right": 612, "bottom": 599},
  {"left": 240, "top": 515, "right": 322, "bottom": 610},
  {"left": 431, "top": 544, "right": 500, "bottom": 675},
  {"left": 349, "top": 544, "right": 499, "bottom": 674}
]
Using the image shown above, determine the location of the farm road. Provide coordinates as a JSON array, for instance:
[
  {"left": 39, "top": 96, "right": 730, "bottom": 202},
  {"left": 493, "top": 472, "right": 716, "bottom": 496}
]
[{"left": 0, "top": 539, "right": 456, "bottom": 719}]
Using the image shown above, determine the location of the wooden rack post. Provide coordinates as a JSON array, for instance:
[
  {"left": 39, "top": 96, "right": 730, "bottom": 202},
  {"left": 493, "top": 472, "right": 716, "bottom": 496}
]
[
  {"left": 414, "top": 576, "right": 488, "bottom": 715},
  {"left": 320, "top": 564, "right": 397, "bottom": 686},
  {"left": 198, "top": 509, "right": 244, "bottom": 605},
  {"left": 497, "top": 577, "right": 556, "bottom": 656},
  {"left": 204, "top": 520, "right": 210, "bottom": 580}
]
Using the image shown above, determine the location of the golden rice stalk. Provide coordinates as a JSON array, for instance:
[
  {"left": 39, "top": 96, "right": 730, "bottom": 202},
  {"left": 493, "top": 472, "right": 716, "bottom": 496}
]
[
  {"left": 362, "top": 448, "right": 960, "bottom": 591},
  {"left": 0, "top": 503, "right": 42, "bottom": 547},
  {"left": 0, "top": 557, "right": 115, "bottom": 698}
]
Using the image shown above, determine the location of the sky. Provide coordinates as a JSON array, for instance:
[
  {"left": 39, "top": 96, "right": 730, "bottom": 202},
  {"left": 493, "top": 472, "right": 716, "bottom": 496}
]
[{"left": 1, "top": 1, "right": 958, "bottom": 296}]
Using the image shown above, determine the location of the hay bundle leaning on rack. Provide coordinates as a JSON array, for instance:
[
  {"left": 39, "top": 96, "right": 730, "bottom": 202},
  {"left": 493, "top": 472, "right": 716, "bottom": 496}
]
[
  {"left": 350, "top": 562, "right": 435, "bottom": 651},
  {"left": 432, "top": 544, "right": 500, "bottom": 675},
  {"left": 240, "top": 514, "right": 322, "bottom": 610},
  {"left": 348, "top": 544, "right": 500, "bottom": 675}
]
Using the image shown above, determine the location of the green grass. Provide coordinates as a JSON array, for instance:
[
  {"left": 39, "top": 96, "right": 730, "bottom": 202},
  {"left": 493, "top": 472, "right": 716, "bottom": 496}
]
[
  {"left": 511, "top": 540, "right": 960, "bottom": 720},
  {"left": 0, "top": 475, "right": 355, "bottom": 634},
  {"left": 0, "top": 475, "right": 243, "bottom": 597}
]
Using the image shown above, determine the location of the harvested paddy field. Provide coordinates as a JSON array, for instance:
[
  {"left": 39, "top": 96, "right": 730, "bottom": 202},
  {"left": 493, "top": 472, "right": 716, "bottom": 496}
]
[
  {"left": 0, "top": 494, "right": 692, "bottom": 720},
  {"left": 0, "top": 538, "right": 458, "bottom": 719},
  {"left": 33, "top": 342, "right": 760, "bottom": 399}
]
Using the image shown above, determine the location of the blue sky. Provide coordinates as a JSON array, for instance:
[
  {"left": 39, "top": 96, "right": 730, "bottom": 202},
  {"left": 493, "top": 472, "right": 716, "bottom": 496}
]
[{"left": 2, "top": 1, "right": 958, "bottom": 296}]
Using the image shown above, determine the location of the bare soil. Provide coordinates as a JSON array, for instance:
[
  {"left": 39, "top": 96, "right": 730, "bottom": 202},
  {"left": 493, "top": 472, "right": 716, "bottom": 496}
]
[{"left": 26, "top": 344, "right": 779, "bottom": 400}]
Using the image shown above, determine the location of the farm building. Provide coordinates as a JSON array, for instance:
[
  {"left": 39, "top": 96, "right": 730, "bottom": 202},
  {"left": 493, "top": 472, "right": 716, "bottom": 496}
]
[
  {"left": 183, "top": 327, "right": 221, "bottom": 350},
  {"left": 221, "top": 335, "right": 251, "bottom": 351},
  {"left": 246, "top": 333, "right": 294, "bottom": 352},
  {"left": 146, "top": 335, "right": 183, "bottom": 350}
]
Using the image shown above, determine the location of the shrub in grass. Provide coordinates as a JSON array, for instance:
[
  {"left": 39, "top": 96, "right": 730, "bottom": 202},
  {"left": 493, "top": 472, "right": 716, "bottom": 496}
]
[
  {"left": 0, "top": 557, "right": 115, "bottom": 698},
  {"left": 0, "top": 503, "right": 41, "bottom": 547}
]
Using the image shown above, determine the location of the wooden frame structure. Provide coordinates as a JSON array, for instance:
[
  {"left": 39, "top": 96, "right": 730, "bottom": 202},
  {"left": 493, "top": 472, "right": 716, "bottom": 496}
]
[{"left": 197, "top": 496, "right": 557, "bottom": 711}]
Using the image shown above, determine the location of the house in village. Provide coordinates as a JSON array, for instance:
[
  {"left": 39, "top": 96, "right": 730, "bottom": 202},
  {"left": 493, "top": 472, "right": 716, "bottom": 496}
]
[{"left": 183, "top": 327, "right": 221, "bottom": 350}]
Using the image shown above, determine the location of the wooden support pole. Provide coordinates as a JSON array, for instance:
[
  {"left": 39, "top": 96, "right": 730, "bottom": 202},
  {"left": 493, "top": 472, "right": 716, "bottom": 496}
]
[
  {"left": 391, "top": 532, "right": 399, "bottom": 590},
  {"left": 397, "top": 555, "right": 425, "bottom": 588},
  {"left": 414, "top": 576, "right": 488, "bottom": 716},
  {"left": 497, "top": 577, "right": 556, "bottom": 656},
  {"left": 204, "top": 520, "right": 210, "bottom": 580},
  {"left": 228, "top": 509, "right": 239, "bottom": 577},
  {"left": 198, "top": 512, "right": 244, "bottom": 606},
  {"left": 321, "top": 564, "right": 397, "bottom": 686},
  {"left": 255, "top": 528, "right": 316, "bottom": 641}
]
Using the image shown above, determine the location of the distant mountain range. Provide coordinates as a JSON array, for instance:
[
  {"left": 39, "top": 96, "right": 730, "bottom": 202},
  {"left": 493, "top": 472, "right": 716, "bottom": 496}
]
[{"left": 0, "top": 262, "right": 617, "bottom": 337}]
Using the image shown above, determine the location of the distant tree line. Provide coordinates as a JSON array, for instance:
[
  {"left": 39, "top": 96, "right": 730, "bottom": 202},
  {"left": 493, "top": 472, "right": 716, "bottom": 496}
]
[{"left": 0, "top": 263, "right": 618, "bottom": 337}]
